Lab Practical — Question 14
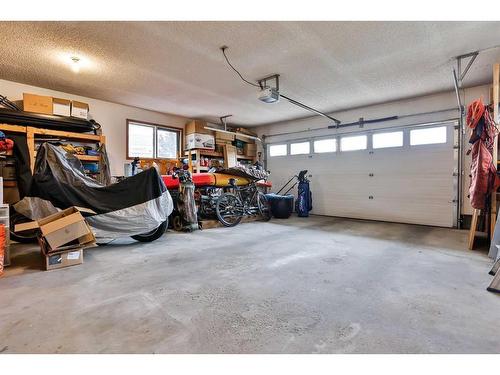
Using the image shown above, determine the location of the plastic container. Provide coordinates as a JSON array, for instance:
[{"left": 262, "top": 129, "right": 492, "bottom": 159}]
[
  {"left": 83, "top": 163, "right": 99, "bottom": 173},
  {"left": 265, "top": 193, "right": 294, "bottom": 219}
]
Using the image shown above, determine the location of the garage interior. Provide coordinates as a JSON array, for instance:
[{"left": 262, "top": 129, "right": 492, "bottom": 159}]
[{"left": 1, "top": 21, "right": 500, "bottom": 354}]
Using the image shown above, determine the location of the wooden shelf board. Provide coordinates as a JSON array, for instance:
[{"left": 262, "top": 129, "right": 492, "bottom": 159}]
[
  {"left": 34, "top": 152, "right": 100, "bottom": 162},
  {"left": 76, "top": 155, "right": 100, "bottom": 161},
  {"left": 186, "top": 149, "right": 223, "bottom": 157},
  {"left": 32, "top": 128, "right": 102, "bottom": 142},
  {"left": 236, "top": 155, "right": 255, "bottom": 160},
  {"left": 0, "top": 124, "right": 27, "bottom": 133}
]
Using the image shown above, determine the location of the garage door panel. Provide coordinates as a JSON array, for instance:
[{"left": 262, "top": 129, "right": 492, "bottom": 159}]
[
  {"left": 267, "top": 122, "right": 456, "bottom": 227},
  {"left": 369, "top": 176, "right": 452, "bottom": 196},
  {"left": 365, "top": 198, "right": 453, "bottom": 227}
]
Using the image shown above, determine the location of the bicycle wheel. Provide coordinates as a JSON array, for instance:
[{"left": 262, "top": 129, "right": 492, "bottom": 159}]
[
  {"left": 216, "top": 193, "right": 243, "bottom": 227},
  {"left": 257, "top": 192, "right": 272, "bottom": 221}
]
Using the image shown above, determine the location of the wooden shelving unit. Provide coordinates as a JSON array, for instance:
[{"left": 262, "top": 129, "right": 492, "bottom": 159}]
[
  {"left": 0, "top": 122, "right": 106, "bottom": 181},
  {"left": 74, "top": 154, "right": 101, "bottom": 162},
  {"left": 185, "top": 147, "right": 257, "bottom": 173}
]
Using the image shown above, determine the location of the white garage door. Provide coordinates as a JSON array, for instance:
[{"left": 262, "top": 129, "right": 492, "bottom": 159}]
[{"left": 267, "top": 121, "right": 458, "bottom": 227}]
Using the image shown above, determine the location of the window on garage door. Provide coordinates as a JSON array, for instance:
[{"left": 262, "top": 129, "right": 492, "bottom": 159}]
[
  {"left": 340, "top": 135, "right": 367, "bottom": 151},
  {"left": 314, "top": 138, "right": 337, "bottom": 153},
  {"left": 373, "top": 131, "right": 403, "bottom": 149},
  {"left": 410, "top": 126, "right": 447, "bottom": 146},
  {"left": 290, "top": 141, "right": 310, "bottom": 155},
  {"left": 269, "top": 144, "right": 287, "bottom": 157}
]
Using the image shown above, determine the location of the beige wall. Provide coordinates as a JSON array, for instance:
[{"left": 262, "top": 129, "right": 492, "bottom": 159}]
[{"left": 0, "top": 79, "right": 189, "bottom": 175}]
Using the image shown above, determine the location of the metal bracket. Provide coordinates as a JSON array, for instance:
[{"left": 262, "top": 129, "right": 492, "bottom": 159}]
[
  {"left": 452, "top": 51, "right": 479, "bottom": 117},
  {"left": 457, "top": 51, "right": 479, "bottom": 83},
  {"left": 258, "top": 74, "right": 280, "bottom": 90},
  {"left": 219, "top": 115, "right": 232, "bottom": 131}
]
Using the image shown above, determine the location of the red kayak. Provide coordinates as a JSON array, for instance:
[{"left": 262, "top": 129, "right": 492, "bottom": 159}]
[{"left": 162, "top": 172, "right": 271, "bottom": 190}]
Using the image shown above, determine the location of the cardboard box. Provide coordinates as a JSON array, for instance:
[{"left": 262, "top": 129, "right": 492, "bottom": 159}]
[
  {"left": 23, "top": 93, "right": 53, "bottom": 115},
  {"left": 223, "top": 145, "right": 237, "bottom": 168},
  {"left": 186, "top": 120, "right": 213, "bottom": 135},
  {"left": 71, "top": 101, "right": 89, "bottom": 119},
  {"left": 53, "top": 98, "right": 71, "bottom": 117},
  {"left": 185, "top": 133, "right": 215, "bottom": 150},
  {"left": 44, "top": 248, "right": 83, "bottom": 271},
  {"left": 244, "top": 143, "right": 257, "bottom": 153},
  {"left": 15, "top": 206, "right": 96, "bottom": 254},
  {"left": 244, "top": 143, "right": 257, "bottom": 157},
  {"left": 215, "top": 131, "right": 235, "bottom": 141}
]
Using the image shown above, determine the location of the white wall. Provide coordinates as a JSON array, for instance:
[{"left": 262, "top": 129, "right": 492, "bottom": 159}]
[
  {"left": 252, "top": 85, "right": 492, "bottom": 217},
  {"left": 0, "top": 79, "right": 189, "bottom": 176}
]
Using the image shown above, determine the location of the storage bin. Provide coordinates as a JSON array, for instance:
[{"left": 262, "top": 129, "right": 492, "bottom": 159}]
[{"left": 265, "top": 193, "right": 294, "bottom": 219}]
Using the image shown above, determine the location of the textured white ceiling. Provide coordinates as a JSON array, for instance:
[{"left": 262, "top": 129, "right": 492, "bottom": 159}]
[{"left": 0, "top": 21, "right": 499, "bottom": 126}]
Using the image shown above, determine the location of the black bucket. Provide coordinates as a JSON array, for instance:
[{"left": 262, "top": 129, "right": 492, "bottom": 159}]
[{"left": 265, "top": 193, "right": 294, "bottom": 219}]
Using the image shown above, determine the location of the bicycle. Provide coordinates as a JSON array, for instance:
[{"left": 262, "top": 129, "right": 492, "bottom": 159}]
[{"left": 215, "top": 178, "right": 271, "bottom": 227}]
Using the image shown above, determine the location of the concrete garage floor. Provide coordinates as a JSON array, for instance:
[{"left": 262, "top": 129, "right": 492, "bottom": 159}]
[{"left": 1, "top": 215, "right": 500, "bottom": 354}]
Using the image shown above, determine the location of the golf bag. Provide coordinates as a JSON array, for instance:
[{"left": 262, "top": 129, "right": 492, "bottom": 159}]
[{"left": 295, "top": 172, "right": 312, "bottom": 217}]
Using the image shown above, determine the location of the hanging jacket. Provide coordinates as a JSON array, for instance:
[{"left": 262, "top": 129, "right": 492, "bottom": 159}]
[{"left": 467, "top": 99, "right": 499, "bottom": 209}]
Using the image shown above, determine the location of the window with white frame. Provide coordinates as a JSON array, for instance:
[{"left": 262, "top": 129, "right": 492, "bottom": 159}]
[
  {"left": 314, "top": 138, "right": 337, "bottom": 153},
  {"left": 269, "top": 144, "right": 287, "bottom": 157},
  {"left": 373, "top": 131, "right": 403, "bottom": 149},
  {"left": 340, "top": 135, "right": 367, "bottom": 151},
  {"left": 127, "top": 120, "right": 180, "bottom": 159},
  {"left": 410, "top": 126, "right": 447, "bottom": 146},
  {"left": 290, "top": 141, "right": 310, "bottom": 155}
]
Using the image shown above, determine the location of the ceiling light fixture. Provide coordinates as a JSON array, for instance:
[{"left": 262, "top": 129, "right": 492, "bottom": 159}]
[
  {"left": 70, "top": 56, "right": 81, "bottom": 73},
  {"left": 204, "top": 115, "right": 262, "bottom": 142}
]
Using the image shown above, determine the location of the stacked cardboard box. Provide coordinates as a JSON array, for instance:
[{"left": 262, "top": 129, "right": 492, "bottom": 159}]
[
  {"left": 185, "top": 120, "right": 215, "bottom": 150},
  {"left": 15, "top": 206, "right": 97, "bottom": 271},
  {"left": 19, "top": 93, "right": 89, "bottom": 119}
]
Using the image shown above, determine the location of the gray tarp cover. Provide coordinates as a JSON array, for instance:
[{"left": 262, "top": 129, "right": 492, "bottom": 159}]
[{"left": 15, "top": 143, "right": 173, "bottom": 239}]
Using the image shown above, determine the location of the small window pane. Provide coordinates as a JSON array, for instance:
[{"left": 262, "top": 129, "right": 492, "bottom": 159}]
[
  {"left": 340, "top": 135, "right": 367, "bottom": 151},
  {"left": 314, "top": 138, "right": 337, "bottom": 153},
  {"left": 373, "top": 131, "right": 403, "bottom": 149},
  {"left": 157, "top": 128, "right": 178, "bottom": 158},
  {"left": 290, "top": 141, "right": 310, "bottom": 155},
  {"left": 128, "top": 123, "right": 154, "bottom": 158},
  {"left": 269, "top": 144, "right": 287, "bottom": 157},
  {"left": 410, "top": 126, "right": 447, "bottom": 146}
]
